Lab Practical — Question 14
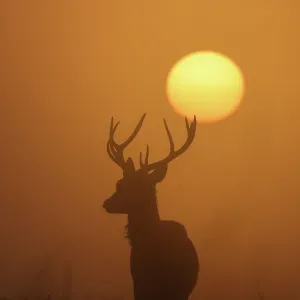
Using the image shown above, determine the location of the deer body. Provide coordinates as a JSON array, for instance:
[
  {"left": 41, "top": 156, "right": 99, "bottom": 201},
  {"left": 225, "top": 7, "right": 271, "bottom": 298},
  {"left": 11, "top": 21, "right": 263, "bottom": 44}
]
[
  {"left": 130, "top": 220, "right": 199, "bottom": 300},
  {"left": 103, "top": 114, "right": 199, "bottom": 300}
]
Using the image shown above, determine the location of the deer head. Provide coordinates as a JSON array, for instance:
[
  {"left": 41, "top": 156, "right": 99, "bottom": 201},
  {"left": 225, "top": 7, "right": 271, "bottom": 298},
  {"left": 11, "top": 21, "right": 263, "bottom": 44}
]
[{"left": 103, "top": 113, "right": 197, "bottom": 215}]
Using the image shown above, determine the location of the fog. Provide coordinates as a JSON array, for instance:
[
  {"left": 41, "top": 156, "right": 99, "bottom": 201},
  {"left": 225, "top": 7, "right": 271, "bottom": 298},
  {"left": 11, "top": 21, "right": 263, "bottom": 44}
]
[{"left": 1, "top": 1, "right": 300, "bottom": 299}]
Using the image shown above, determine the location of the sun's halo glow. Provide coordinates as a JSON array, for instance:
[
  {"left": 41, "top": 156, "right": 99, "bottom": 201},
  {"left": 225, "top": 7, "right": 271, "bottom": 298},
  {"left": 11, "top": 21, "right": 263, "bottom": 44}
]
[{"left": 166, "top": 51, "right": 245, "bottom": 123}]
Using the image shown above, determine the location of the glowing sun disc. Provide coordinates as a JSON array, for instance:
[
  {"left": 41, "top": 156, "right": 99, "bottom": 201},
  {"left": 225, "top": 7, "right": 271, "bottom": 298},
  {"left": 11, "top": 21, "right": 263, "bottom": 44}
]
[{"left": 166, "top": 51, "right": 245, "bottom": 123}]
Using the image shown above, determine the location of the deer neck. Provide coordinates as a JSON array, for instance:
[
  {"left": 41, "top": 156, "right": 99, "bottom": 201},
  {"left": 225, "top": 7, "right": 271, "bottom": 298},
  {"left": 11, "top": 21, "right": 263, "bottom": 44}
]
[{"left": 125, "top": 192, "right": 160, "bottom": 246}]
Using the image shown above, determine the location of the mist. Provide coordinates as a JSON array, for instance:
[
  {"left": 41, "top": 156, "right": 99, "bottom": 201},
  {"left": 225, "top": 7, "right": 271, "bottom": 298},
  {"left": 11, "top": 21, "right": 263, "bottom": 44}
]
[{"left": 1, "top": 1, "right": 300, "bottom": 299}]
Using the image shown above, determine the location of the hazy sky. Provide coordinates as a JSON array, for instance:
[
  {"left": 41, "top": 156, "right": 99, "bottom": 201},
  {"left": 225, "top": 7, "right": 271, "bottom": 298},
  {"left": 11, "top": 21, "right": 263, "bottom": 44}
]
[{"left": 1, "top": 1, "right": 300, "bottom": 299}]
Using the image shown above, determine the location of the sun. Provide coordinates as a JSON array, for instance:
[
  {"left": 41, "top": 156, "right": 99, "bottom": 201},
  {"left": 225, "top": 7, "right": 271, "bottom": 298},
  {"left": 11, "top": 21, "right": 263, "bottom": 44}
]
[{"left": 166, "top": 51, "right": 245, "bottom": 123}]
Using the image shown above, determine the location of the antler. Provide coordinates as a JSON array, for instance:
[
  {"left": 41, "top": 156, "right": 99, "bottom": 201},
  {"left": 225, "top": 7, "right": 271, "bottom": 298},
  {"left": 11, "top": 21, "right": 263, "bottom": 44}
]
[
  {"left": 107, "top": 113, "right": 146, "bottom": 169},
  {"left": 140, "top": 115, "right": 197, "bottom": 171}
]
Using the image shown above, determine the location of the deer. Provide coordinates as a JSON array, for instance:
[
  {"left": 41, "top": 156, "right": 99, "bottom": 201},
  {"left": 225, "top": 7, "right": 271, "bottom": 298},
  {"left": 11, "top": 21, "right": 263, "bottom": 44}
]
[{"left": 103, "top": 113, "right": 199, "bottom": 300}]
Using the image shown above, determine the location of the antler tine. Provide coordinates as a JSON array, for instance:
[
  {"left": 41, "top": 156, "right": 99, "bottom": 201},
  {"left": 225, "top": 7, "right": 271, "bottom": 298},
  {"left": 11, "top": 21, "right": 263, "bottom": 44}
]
[
  {"left": 124, "top": 113, "right": 146, "bottom": 147},
  {"left": 146, "top": 115, "right": 197, "bottom": 171},
  {"left": 139, "top": 152, "right": 143, "bottom": 167},
  {"left": 164, "top": 115, "right": 196, "bottom": 159},
  {"left": 111, "top": 113, "right": 146, "bottom": 149},
  {"left": 106, "top": 117, "right": 124, "bottom": 166},
  {"left": 107, "top": 113, "right": 147, "bottom": 169},
  {"left": 144, "top": 144, "right": 149, "bottom": 165},
  {"left": 108, "top": 118, "right": 120, "bottom": 156},
  {"left": 163, "top": 119, "right": 175, "bottom": 154},
  {"left": 107, "top": 118, "right": 116, "bottom": 159},
  {"left": 140, "top": 144, "right": 150, "bottom": 168},
  {"left": 107, "top": 141, "right": 116, "bottom": 161},
  {"left": 107, "top": 119, "right": 121, "bottom": 166}
]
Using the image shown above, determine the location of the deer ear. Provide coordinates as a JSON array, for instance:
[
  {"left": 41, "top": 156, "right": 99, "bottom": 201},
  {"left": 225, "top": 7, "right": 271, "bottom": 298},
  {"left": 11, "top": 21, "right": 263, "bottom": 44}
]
[
  {"left": 123, "top": 158, "right": 135, "bottom": 176},
  {"left": 149, "top": 163, "right": 168, "bottom": 183}
]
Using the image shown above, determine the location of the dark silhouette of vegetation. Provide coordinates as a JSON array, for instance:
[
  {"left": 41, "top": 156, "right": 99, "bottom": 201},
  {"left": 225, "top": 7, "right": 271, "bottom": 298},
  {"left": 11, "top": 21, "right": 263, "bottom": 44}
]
[
  {"left": 103, "top": 113, "right": 199, "bottom": 300},
  {"left": 256, "top": 280, "right": 265, "bottom": 300}
]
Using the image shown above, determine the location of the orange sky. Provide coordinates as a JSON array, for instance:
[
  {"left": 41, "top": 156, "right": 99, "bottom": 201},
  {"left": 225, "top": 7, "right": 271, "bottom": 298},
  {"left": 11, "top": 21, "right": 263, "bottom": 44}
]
[{"left": 1, "top": 1, "right": 300, "bottom": 299}]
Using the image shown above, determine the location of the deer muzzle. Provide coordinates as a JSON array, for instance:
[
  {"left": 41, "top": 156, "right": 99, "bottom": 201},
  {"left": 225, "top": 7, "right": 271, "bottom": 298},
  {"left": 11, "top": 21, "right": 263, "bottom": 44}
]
[{"left": 103, "top": 193, "right": 127, "bottom": 214}]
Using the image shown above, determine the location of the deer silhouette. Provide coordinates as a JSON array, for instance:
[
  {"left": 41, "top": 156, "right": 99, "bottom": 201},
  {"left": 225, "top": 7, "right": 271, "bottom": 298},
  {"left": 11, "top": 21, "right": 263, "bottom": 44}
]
[{"left": 103, "top": 113, "right": 199, "bottom": 300}]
